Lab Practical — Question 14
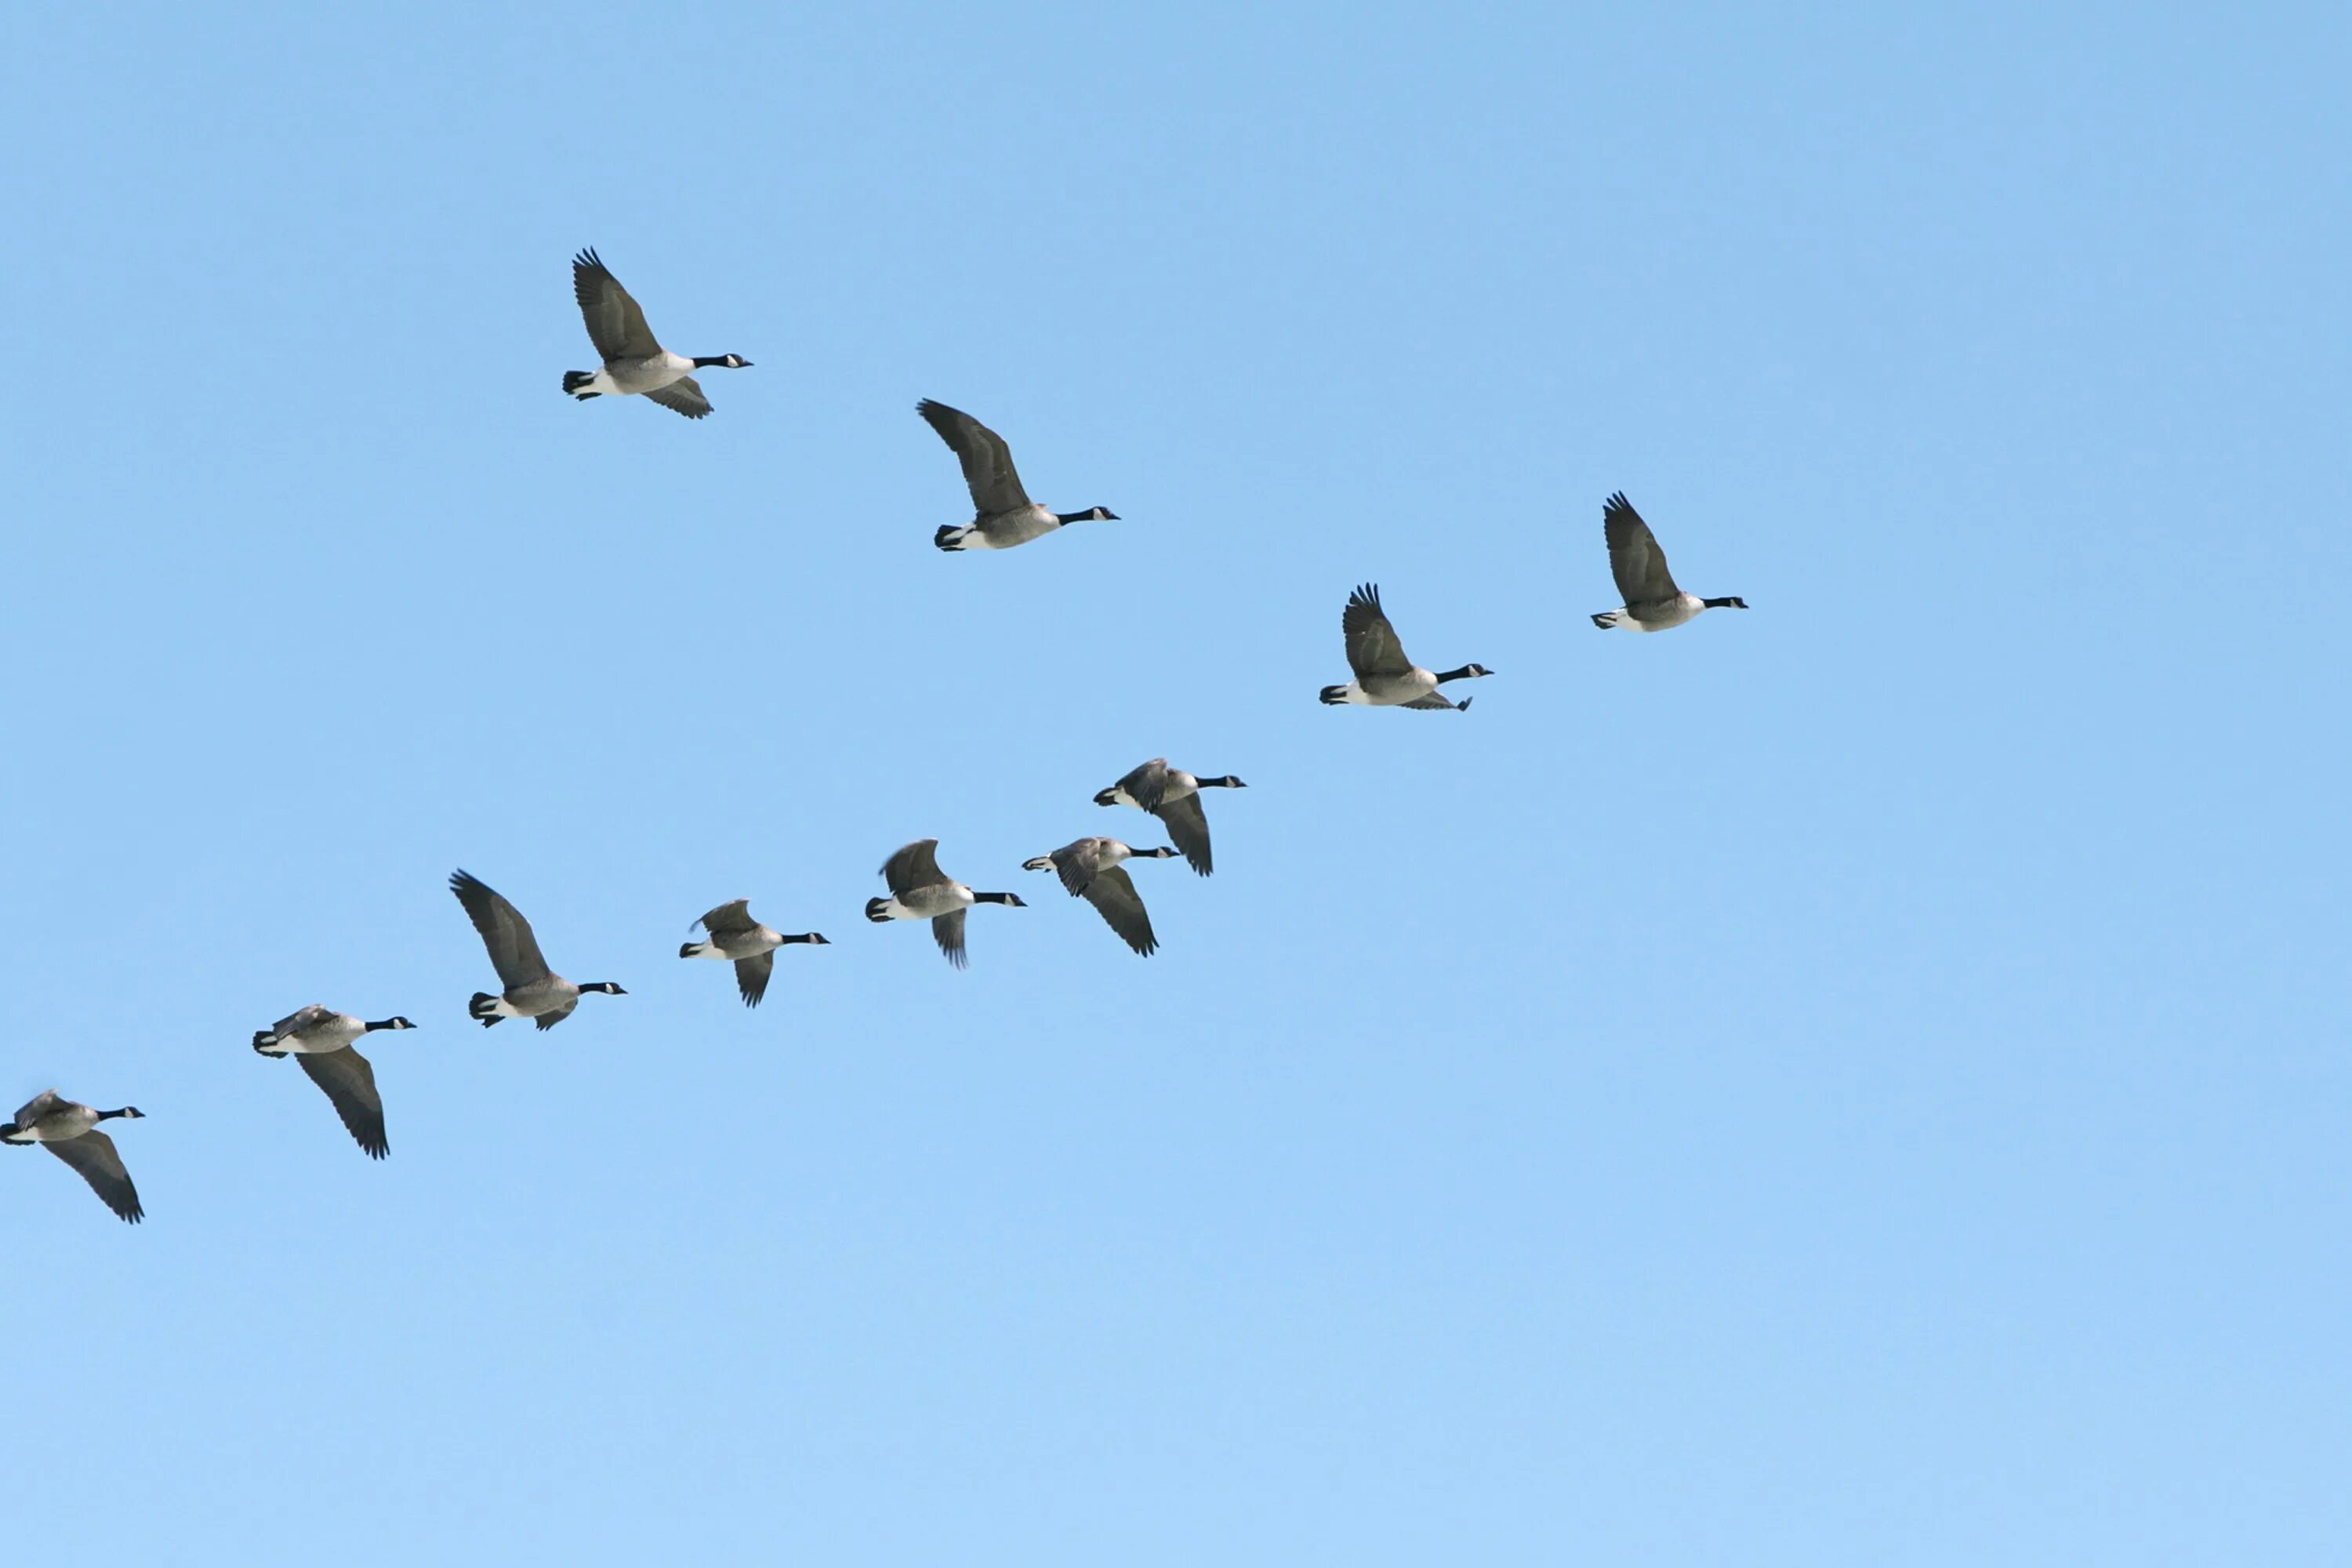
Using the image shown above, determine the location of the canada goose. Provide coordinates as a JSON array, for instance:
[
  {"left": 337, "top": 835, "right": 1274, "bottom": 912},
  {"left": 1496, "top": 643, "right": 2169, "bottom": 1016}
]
[
  {"left": 1094, "top": 758, "right": 1246, "bottom": 876},
  {"left": 1591, "top": 492, "right": 1748, "bottom": 631},
  {"left": 1318, "top": 583, "right": 1492, "bottom": 710},
  {"left": 681, "top": 899, "right": 830, "bottom": 1007},
  {"left": 2, "top": 1091, "right": 145, "bottom": 1223},
  {"left": 449, "top": 869, "right": 626, "bottom": 1029},
  {"left": 916, "top": 399, "right": 1120, "bottom": 550},
  {"left": 864, "top": 839, "right": 1025, "bottom": 969},
  {"left": 561, "top": 248, "right": 751, "bottom": 419},
  {"left": 1022, "top": 837, "right": 1178, "bottom": 956},
  {"left": 252, "top": 1006, "right": 412, "bottom": 1159}
]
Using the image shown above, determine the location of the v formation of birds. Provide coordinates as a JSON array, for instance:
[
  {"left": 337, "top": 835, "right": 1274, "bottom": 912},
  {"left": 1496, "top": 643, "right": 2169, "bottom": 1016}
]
[{"left": 7, "top": 249, "right": 1750, "bottom": 1221}]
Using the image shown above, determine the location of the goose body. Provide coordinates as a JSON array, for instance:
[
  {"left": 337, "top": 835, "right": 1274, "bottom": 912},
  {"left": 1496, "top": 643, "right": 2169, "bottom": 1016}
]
[
  {"left": 450, "top": 869, "right": 626, "bottom": 1029},
  {"left": 917, "top": 400, "right": 1119, "bottom": 550},
  {"left": 1094, "top": 757, "right": 1246, "bottom": 876},
  {"left": 252, "top": 1005, "right": 412, "bottom": 1159},
  {"left": 681, "top": 898, "right": 831, "bottom": 1007},
  {"left": 561, "top": 248, "right": 751, "bottom": 419},
  {"left": 865, "top": 839, "right": 1025, "bottom": 968},
  {"left": 3, "top": 1091, "right": 145, "bottom": 1222},
  {"left": 1590, "top": 492, "right": 1748, "bottom": 631},
  {"left": 1022, "top": 837, "right": 1178, "bottom": 956},
  {"left": 1319, "top": 583, "right": 1492, "bottom": 710}
]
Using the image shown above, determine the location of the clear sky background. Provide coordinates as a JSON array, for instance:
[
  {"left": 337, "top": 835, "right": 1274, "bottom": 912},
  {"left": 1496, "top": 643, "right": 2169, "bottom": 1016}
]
[{"left": 2, "top": 3, "right": 2346, "bottom": 1563}]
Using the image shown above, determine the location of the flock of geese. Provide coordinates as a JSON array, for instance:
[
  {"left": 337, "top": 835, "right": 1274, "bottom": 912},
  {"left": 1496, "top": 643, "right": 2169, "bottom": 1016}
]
[{"left": 5, "top": 248, "right": 1751, "bottom": 1225}]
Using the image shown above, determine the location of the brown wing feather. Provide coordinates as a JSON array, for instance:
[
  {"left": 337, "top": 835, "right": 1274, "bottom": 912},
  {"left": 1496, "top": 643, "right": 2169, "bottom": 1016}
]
[
  {"left": 572, "top": 248, "right": 661, "bottom": 361},
  {"left": 1602, "top": 492, "right": 1679, "bottom": 604},
  {"left": 1082, "top": 866, "right": 1159, "bottom": 956},
  {"left": 917, "top": 400, "right": 1032, "bottom": 514},
  {"left": 1156, "top": 795, "right": 1215, "bottom": 876},
  {"left": 644, "top": 376, "right": 713, "bottom": 419},
  {"left": 931, "top": 909, "right": 969, "bottom": 968},
  {"left": 296, "top": 1047, "right": 388, "bottom": 1160},
  {"left": 734, "top": 952, "right": 774, "bottom": 1007},
  {"left": 47, "top": 1132, "right": 142, "bottom": 1223},
  {"left": 449, "top": 870, "right": 552, "bottom": 989},
  {"left": 1342, "top": 584, "right": 1414, "bottom": 678},
  {"left": 882, "top": 839, "right": 947, "bottom": 895}
]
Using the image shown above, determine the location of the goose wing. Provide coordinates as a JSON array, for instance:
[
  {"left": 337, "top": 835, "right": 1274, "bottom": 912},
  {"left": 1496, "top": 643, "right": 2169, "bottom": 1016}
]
[
  {"left": 931, "top": 909, "right": 969, "bottom": 969},
  {"left": 9, "top": 1089, "right": 67, "bottom": 1129},
  {"left": 270, "top": 1004, "right": 336, "bottom": 1039},
  {"left": 1602, "top": 492, "right": 1681, "bottom": 605},
  {"left": 1081, "top": 866, "right": 1159, "bottom": 956},
  {"left": 296, "top": 1047, "right": 387, "bottom": 1160},
  {"left": 882, "top": 839, "right": 947, "bottom": 896},
  {"left": 1341, "top": 584, "right": 1415, "bottom": 679},
  {"left": 1051, "top": 840, "right": 1102, "bottom": 898},
  {"left": 697, "top": 898, "right": 757, "bottom": 938},
  {"left": 644, "top": 376, "right": 713, "bottom": 419},
  {"left": 534, "top": 998, "right": 579, "bottom": 1032},
  {"left": 1400, "top": 691, "right": 1468, "bottom": 711},
  {"left": 48, "top": 1131, "right": 141, "bottom": 1222},
  {"left": 1115, "top": 758, "right": 1171, "bottom": 811},
  {"left": 572, "top": 248, "right": 662, "bottom": 361},
  {"left": 449, "top": 870, "right": 553, "bottom": 989},
  {"left": 917, "top": 400, "right": 1031, "bottom": 514},
  {"left": 733, "top": 952, "right": 774, "bottom": 1007},
  {"left": 1154, "top": 794, "right": 1215, "bottom": 876}
]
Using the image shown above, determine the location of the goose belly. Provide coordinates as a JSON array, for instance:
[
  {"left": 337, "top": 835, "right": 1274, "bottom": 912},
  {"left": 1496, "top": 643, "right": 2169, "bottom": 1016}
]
[
  {"left": 281, "top": 1026, "right": 362, "bottom": 1054},
  {"left": 15, "top": 1111, "right": 96, "bottom": 1142},
  {"left": 886, "top": 887, "right": 973, "bottom": 920},
  {"left": 503, "top": 980, "right": 579, "bottom": 1016},
  {"left": 974, "top": 506, "right": 1061, "bottom": 547},
  {"left": 1361, "top": 669, "right": 1439, "bottom": 705},
  {"left": 603, "top": 354, "right": 693, "bottom": 395},
  {"left": 281, "top": 1015, "right": 365, "bottom": 1052},
  {"left": 1627, "top": 596, "right": 1704, "bottom": 631}
]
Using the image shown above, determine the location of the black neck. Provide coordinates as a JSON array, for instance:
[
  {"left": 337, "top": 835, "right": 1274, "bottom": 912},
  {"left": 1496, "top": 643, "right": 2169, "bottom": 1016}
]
[
  {"left": 691, "top": 355, "right": 735, "bottom": 368},
  {"left": 1055, "top": 510, "right": 1098, "bottom": 524},
  {"left": 98, "top": 1107, "right": 137, "bottom": 1122},
  {"left": 1201, "top": 775, "right": 1243, "bottom": 789},
  {"left": 782, "top": 932, "right": 822, "bottom": 945},
  {"left": 1436, "top": 665, "right": 1479, "bottom": 683},
  {"left": 974, "top": 891, "right": 1018, "bottom": 905},
  {"left": 1703, "top": 597, "right": 1745, "bottom": 608},
  {"left": 364, "top": 1018, "right": 401, "bottom": 1033}
]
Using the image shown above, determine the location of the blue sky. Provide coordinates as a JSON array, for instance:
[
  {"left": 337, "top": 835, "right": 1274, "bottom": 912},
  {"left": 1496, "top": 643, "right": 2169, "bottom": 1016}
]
[{"left": 3, "top": 2, "right": 2347, "bottom": 1562}]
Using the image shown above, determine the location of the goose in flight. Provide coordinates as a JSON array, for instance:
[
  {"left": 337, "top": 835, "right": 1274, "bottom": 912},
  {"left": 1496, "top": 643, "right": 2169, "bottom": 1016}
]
[
  {"left": 561, "top": 247, "right": 751, "bottom": 419},
  {"left": 3, "top": 1091, "right": 146, "bottom": 1223},
  {"left": 681, "top": 899, "right": 830, "bottom": 1007},
  {"left": 1022, "top": 837, "right": 1179, "bottom": 956},
  {"left": 1590, "top": 492, "right": 1748, "bottom": 631},
  {"left": 252, "top": 1006, "right": 412, "bottom": 1159},
  {"left": 1319, "top": 583, "right": 1491, "bottom": 710},
  {"left": 865, "top": 839, "right": 1025, "bottom": 968},
  {"left": 1093, "top": 758, "right": 1245, "bottom": 876},
  {"left": 917, "top": 399, "right": 1120, "bottom": 550},
  {"left": 450, "top": 869, "right": 627, "bottom": 1029}
]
